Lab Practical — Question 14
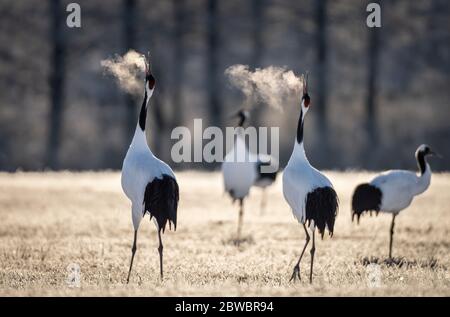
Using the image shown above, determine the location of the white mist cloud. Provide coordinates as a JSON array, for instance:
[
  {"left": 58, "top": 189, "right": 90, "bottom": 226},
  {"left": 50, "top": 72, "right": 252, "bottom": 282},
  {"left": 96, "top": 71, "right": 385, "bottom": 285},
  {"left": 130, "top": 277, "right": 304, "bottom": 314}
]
[
  {"left": 225, "top": 64, "right": 303, "bottom": 111},
  {"left": 101, "top": 50, "right": 146, "bottom": 96}
]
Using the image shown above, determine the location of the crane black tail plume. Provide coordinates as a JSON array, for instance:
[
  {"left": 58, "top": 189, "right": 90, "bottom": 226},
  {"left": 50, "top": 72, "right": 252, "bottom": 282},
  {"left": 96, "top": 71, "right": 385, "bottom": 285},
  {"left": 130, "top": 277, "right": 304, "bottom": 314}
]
[
  {"left": 305, "top": 186, "right": 339, "bottom": 239},
  {"left": 143, "top": 175, "right": 179, "bottom": 233},
  {"left": 351, "top": 183, "right": 382, "bottom": 224}
]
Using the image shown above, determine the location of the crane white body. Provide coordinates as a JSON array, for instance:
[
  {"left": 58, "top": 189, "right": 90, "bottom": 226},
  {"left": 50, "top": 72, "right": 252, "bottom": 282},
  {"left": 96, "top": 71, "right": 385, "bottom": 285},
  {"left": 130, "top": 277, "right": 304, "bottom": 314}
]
[
  {"left": 122, "top": 127, "right": 176, "bottom": 229},
  {"left": 222, "top": 134, "right": 258, "bottom": 200},
  {"left": 283, "top": 142, "right": 333, "bottom": 223},
  {"left": 369, "top": 167, "right": 431, "bottom": 214}
]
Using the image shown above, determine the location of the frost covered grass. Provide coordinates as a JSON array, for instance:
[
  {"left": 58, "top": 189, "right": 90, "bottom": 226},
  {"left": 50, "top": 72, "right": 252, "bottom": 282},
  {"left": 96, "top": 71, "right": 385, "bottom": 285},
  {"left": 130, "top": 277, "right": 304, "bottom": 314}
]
[{"left": 0, "top": 171, "right": 449, "bottom": 296}]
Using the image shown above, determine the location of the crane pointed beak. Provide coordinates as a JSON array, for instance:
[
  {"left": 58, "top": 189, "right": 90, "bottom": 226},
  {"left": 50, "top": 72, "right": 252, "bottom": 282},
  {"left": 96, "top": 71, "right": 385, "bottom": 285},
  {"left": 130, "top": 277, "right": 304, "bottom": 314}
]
[
  {"left": 227, "top": 112, "right": 240, "bottom": 120},
  {"left": 428, "top": 151, "right": 442, "bottom": 158},
  {"left": 429, "top": 151, "right": 443, "bottom": 158},
  {"left": 302, "top": 71, "right": 309, "bottom": 95},
  {"left": 227, "top": 110, "right": 247, "bottom": 120},
  {"left": 142, "top": 53, "right": 152, "bottom": 77}
]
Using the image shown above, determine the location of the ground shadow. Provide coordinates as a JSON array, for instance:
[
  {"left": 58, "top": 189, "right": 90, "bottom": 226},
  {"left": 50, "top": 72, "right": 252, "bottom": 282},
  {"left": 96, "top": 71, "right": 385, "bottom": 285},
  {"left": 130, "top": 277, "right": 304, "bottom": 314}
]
[
  {"left": 222, "top": 234, "right": 255, "bottom": 247},
  {"left": 358, "top": 256, "right": 445, "bottom": 270}
]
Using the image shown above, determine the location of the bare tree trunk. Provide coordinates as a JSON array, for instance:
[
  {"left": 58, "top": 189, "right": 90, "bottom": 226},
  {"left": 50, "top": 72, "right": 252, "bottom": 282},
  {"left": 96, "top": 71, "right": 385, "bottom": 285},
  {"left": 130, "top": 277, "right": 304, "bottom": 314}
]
[
  {"left": 147, "top": 20, "right": 167, "bottom": 161},
  {"left": 47, "top": 0, "right": 66, "bottom": 170},
  {"left": 173, "top": 0, "right": 185, "bottom": 128},
  {"left": 150, "top": 67, "right": 166, "bottom": 160},
  {"left": 123, "top": 0, "right": 137, "bottom": 141},
  {"left": 314, "top": 0, "right": 329, "bottom": 167},
  {"left": 366, "top": 25, "right": 380, "bottom": 149},
  {"left": 172, "top": 0, "right": 186, "bottom": 168},
  {"left": 207, "top": 0, "right": 221, "bottom": 128},
  {"left": 250, "top": 0, "right": 264, "bottom": 126}
]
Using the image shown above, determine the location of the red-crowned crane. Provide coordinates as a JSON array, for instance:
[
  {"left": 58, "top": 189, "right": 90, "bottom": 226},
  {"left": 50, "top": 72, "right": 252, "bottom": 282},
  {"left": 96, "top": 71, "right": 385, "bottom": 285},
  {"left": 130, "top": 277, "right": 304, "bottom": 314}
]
[
  {"left": 282, "top": 74, "right": 339, "bottom": 283},
  {"left": 222, "top": 110, "right": 257, "bottom": 242},
  {"left": 351, "top": 144, "right": 439, "bottom": 259},
  {"left": 121, "top": 57, "right": 179, "bottom": 282}
]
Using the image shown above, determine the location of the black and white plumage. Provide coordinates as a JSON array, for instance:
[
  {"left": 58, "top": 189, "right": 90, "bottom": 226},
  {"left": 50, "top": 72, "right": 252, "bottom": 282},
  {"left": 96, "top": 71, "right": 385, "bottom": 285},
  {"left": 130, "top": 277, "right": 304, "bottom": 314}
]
[
  {"left": 282, "top": 74, "right": 338, "bottom": 283},
  {"left": 222, "top": 110, "right": 258, "bottom": 242},
  {"left": 351, "top": 144, "right": 437, "bottom": 258},
  {"left": 121, "top": 57, "right": 179, "bottom": 282}
]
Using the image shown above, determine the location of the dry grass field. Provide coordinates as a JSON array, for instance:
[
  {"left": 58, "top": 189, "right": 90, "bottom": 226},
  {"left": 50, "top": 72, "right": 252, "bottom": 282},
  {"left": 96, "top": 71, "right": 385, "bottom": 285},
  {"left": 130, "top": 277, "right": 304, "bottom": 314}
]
[{"left": 0, "top": 171, "right": 449, "bottom": 296}]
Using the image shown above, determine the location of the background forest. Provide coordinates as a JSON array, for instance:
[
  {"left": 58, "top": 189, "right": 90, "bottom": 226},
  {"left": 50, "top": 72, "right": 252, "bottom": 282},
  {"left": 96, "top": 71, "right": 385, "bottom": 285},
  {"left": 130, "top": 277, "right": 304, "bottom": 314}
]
[{"left": 0, "top": 0, "right": 449, "bottom": 171}]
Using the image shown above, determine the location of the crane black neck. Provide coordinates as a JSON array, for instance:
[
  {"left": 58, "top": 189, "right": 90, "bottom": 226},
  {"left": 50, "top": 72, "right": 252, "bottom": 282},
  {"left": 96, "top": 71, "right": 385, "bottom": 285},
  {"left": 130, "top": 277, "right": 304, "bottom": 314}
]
[
  {"left": 416, "top": 151, "right": 428, "bottom": 175},
  {"left": 138, "top": 90, "right": 148, "bottom": 131},
  {"left": 296, "top": 109, "right": 304, "bottom": 144},
  {"left": 238, "top": 115, "right": 246, "bottom": 127}
]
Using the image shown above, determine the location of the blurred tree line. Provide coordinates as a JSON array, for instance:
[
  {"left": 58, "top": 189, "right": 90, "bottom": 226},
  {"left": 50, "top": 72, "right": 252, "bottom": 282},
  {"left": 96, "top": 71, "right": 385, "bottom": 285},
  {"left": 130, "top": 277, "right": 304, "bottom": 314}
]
[{"left": 0, "top": 0, "right": 449, "bottom": 171}]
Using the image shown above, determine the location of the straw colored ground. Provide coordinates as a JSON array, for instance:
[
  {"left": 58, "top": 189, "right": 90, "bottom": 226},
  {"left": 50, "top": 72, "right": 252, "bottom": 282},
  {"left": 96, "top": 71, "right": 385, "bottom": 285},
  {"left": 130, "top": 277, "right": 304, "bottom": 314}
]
[{"left": 0, "top": 171, "right": 449, "bottom": 296}]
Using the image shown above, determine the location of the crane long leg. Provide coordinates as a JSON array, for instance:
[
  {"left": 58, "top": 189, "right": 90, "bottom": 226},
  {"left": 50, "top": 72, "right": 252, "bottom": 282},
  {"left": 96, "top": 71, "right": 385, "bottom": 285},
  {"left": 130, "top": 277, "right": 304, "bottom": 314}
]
[
  {"left": 289, "top": 224, "right": 310, "bottom": 282},
  {"left": 237, "top": 199, "right": 244, "bottom": 243},
  {"left": 126, "top": 230, "right": 138, "bottom": 284},
  {"left": 389, "top": 214, "right": 396, "bottom": 259},
  {"left": 158, "top": 229, "right": 164, "bottom": 281},
  {"left": 309, "top": 228, "right": 316, "bottom": 284}
]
